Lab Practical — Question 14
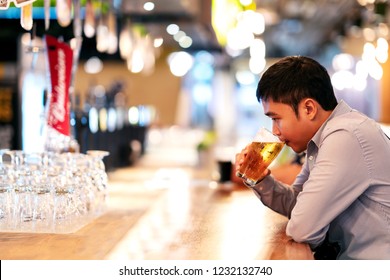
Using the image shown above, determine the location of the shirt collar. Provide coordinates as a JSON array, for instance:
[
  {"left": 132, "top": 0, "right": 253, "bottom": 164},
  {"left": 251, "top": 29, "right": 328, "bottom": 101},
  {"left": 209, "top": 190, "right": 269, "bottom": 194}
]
[{"left": 310, "top": 100, "right": 353, "bottom": 147}]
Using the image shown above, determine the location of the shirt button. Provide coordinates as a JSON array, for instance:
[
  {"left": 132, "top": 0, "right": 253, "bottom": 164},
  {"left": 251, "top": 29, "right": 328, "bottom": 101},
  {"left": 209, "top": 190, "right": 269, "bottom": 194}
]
[{"left": 308, "top": 156, "right": 314, "bottom": 161}]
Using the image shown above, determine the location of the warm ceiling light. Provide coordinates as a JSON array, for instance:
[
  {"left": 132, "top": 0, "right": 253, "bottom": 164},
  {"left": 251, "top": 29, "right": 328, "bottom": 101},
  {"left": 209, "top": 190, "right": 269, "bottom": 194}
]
[
  {"left": 332, "top": 53, "right": 354, "bottom": 71},
  {"left": 173, "top": 30, "right": 186, "bottom": 42},
  {"left": 167, "top": 24, "right": 179, "bottom": 35},
  {"left": 119, "top": 26, "right": 133, "bottom": 59},
  {"left": 239, "top": 0, "right": 253, "bottom": 6},
  {"left": 84, "top": 56, "right": 103, "bottom": 74},
  {"left": 144, "top": 2, "right": 155, "bottom": 11},
  {"left": 167, "top": 51, "right": 194, "bottom": 77},
  {"left": 179, "top": 36, "right": 193, "bottom": 48},
  {"left": 154, "top": 37, "right": 164, "bottom": 48}
]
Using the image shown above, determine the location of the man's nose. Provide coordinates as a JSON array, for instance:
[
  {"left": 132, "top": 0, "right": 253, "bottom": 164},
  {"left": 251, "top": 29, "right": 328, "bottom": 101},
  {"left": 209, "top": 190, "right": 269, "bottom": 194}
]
[{"left": 272, "top": 124, "right": 281, "bottom": 136}]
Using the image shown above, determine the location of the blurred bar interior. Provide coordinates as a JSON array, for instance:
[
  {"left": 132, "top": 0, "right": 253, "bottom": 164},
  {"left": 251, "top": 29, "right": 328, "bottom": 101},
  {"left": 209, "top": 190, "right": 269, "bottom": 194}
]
[
  {"left": 1, "top": 0, "right": 390, "bottom": 259},
  {"left": 1, "top": 0, "right": 390, "bottom": 165}
]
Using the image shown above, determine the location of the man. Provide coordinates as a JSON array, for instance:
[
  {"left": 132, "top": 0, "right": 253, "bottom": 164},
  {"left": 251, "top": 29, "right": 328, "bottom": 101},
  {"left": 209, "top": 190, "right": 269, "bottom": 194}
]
[{"left": 236, "top": 56, "right": 390, "bottom": 259}]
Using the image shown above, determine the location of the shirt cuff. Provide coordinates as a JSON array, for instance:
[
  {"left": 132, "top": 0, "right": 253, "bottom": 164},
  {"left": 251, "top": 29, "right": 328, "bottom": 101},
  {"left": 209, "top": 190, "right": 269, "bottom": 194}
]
[{"left": 244, "top": 174, "right": 274, "bottom": 190}]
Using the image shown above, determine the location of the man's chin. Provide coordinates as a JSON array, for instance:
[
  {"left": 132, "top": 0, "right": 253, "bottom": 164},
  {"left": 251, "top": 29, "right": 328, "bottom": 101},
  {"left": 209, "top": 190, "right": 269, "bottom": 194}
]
[{"left": 288, "top": 144, "right": 304, "bottom": 154}]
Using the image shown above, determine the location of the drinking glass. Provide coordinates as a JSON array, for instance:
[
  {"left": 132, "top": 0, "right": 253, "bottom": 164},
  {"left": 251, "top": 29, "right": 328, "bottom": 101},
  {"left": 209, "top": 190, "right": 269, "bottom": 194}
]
[
  {"left": 13, "top": 152, "right": 34, "bottom": 222},
  {"left": 0, "top": 149, "right": 13, "bottom": 230},
  {"left": 30, "top": 154, "right": 54, "bottom": 230},
  {"left": 237, "top": 127, "right": 284, "bottom": 186},
  {"left": 51, "top": 155, "right": 77, "bottom": 222},
  {"left": 86, "top": 150, "right": 109, "bottom": 216},
  {"left": 60, "top": 152, "right": 89, "bottom": 218},
  {"left": 0, "top": 149, "right": 111, "bottom": 233}
]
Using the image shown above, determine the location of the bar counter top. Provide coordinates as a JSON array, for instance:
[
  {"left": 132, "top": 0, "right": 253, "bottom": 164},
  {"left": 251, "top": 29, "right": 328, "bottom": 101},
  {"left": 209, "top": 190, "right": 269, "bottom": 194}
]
[{"left": 0, "top": 156, "right": 313, "bottom": 260}]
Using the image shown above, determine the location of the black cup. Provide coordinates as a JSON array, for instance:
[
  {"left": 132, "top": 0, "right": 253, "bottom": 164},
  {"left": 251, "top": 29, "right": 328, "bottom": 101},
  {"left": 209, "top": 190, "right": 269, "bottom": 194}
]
[{"left": 217, "top": 161, "right": 232, "bottom": 182}]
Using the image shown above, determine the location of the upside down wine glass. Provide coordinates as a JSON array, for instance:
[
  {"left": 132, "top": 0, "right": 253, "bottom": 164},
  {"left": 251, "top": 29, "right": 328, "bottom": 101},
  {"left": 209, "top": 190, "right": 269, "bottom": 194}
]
[{"left": 86, "top": 150, "right": 109, "bottom": 217}]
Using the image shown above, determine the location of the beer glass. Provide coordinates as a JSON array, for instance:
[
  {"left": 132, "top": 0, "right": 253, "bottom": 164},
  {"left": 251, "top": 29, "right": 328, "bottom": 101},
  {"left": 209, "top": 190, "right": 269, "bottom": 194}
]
[{"left": 237, "top": 127, "right": 284, "bottom": 186}]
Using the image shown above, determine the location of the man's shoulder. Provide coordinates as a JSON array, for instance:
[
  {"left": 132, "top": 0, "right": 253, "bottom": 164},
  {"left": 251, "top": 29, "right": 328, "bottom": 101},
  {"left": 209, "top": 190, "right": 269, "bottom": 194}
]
[
  {"left": 322, "top": 110, "right": 383, "bottom": 147},
  {"left": 326, "top": 109, "right": 371, "bottom": 131}
]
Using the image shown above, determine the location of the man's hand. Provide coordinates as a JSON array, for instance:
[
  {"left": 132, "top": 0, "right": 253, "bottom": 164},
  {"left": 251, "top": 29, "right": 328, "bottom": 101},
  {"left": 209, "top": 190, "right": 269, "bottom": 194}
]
[{"left": 235, "top": 145, "right": 271, "bottom": 184}]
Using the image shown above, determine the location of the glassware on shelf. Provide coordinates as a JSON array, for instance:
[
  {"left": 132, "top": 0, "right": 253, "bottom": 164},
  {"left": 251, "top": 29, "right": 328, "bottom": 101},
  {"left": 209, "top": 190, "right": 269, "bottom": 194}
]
[
  {"left": 44, "top": 0, "right": 50, "bottom": 30},
  {"left": 56, "top": 0, "right": 72, "bottom": 27},
  {"left": 83, "top": 0, "right": 96, "bottom": 38},
  {"left": 20, "top": 2, "right": 33, "bottom": 31}
]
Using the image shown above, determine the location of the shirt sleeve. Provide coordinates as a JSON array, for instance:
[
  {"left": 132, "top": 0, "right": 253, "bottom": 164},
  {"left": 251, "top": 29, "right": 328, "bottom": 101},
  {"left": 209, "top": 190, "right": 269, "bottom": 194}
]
[
  {"left": 286, "top": 129, "right": 371, "bottom": 247},
  {"left": 249, "top": 164, "right": 308, "bottom": 218}
]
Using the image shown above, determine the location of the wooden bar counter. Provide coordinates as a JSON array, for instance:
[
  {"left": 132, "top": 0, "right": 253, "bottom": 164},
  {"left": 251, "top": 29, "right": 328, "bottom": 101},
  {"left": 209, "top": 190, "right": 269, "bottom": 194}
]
[{"left": 0, "top": 161, "right": 313, "bottom": 260}]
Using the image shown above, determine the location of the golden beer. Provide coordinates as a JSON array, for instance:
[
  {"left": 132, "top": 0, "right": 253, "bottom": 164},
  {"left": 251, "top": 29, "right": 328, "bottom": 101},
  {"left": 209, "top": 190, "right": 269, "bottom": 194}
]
[{"left": 241, "top": 141, "right": 284, "bottom": 186}]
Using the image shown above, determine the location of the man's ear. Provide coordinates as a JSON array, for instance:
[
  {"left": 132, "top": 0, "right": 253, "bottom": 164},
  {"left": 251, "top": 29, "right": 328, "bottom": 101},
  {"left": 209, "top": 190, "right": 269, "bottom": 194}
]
[{"left": 302, "top": 98, "right": 317, "bottom": 120}]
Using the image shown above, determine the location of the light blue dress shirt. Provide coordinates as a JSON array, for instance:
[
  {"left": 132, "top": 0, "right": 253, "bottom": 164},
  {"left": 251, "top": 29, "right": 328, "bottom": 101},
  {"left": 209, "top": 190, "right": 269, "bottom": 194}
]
[{"left": 251, "top": 100, "right": 390, "bottom": 259}]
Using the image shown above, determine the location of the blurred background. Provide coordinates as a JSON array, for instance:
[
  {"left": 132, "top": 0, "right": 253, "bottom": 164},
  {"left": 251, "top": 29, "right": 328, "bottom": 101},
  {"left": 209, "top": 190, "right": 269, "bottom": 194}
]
[{"left": 1, "top": 0, "right": 390, "bottom": 171}]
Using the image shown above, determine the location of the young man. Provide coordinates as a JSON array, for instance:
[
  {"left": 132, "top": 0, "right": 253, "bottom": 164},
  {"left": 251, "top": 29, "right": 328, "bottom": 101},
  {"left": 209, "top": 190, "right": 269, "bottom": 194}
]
[{"left": 236, "top": 56, "right": 390, "bottom": 259}]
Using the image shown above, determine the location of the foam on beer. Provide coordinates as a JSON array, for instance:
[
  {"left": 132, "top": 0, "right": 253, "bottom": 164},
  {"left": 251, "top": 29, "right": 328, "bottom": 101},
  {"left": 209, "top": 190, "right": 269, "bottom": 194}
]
[{"left": 253, "top": 128, "right": 281, "bottom": 143}]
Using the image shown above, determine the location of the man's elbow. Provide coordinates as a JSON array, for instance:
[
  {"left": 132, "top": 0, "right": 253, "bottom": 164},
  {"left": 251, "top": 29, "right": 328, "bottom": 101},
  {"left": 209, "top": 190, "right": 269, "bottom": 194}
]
[{"left": 286, "top": 222, "right": 326, "bottom": 246}]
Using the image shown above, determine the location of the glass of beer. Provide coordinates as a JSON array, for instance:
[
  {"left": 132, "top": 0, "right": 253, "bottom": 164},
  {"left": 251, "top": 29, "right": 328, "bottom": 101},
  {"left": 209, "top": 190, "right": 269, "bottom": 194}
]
[{"left": 237, "top": 127, "right": 284, "bottom": 186}]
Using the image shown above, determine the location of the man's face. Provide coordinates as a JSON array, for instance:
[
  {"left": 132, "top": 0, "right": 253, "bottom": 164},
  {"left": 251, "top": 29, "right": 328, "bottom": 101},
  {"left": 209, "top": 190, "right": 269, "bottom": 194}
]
[{"left": 262, "top": 99, "right": 314, "bottom": 153}]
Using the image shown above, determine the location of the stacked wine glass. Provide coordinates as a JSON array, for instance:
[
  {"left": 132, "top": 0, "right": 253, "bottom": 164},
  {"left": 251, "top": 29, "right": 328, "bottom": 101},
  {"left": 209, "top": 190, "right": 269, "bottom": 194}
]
[{"left": 0, "top": 149, "right": 109, "bottom": 234}]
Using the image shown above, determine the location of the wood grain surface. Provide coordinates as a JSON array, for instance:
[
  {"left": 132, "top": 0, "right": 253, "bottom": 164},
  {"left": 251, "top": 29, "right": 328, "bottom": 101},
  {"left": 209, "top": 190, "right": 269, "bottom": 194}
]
[{"left": 0, "top": 165, "right": 313, "bottom": 260}]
